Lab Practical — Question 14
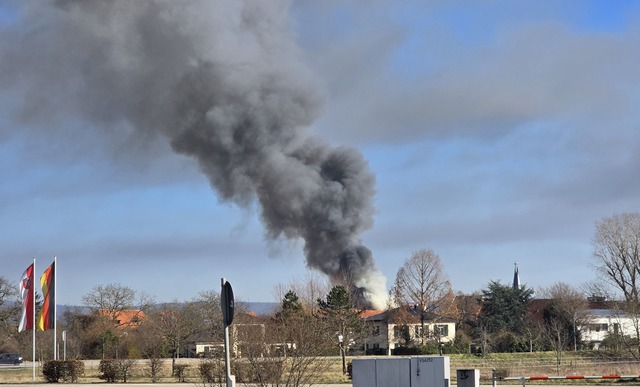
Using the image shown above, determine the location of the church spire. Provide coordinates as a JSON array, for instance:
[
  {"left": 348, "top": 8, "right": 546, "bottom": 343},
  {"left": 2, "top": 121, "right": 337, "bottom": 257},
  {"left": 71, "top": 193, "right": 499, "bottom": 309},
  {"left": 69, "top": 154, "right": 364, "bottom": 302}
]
[{"left": 513, "top": 262, "right": 521, "bottom": 289}]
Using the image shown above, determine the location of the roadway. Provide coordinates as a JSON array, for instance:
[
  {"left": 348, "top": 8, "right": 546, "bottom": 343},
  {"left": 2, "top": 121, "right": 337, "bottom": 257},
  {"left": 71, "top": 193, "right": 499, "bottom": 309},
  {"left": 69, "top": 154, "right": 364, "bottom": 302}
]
[{"left": 0, "top": 384, "right": 561, "bottom": 387}]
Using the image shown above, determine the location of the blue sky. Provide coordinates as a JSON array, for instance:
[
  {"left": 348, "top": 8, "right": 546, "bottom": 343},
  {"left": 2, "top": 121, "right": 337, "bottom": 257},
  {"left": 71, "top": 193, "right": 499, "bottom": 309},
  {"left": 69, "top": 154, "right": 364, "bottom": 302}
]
[{"left": 2, "top": 0, "right": 640, "bottom": 306}]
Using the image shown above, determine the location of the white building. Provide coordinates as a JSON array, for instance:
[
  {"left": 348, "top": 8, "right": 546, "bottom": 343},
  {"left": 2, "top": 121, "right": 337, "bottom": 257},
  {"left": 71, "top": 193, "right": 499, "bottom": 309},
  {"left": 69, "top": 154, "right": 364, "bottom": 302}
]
[
  {"left": 581, "top": 306, "right": 637, "bottom": 349},
  {"left": 360, "top": 306, "right": 456, "bottom": 356}
]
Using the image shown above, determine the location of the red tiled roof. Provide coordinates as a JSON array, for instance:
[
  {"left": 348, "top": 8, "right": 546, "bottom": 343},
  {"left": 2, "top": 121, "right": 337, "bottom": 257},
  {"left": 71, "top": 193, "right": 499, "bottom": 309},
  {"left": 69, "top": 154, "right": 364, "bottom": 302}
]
[
  {"left": 99, "top": 309, "right": 145, "bottom": 328},
  {"left": 360, "top": 309, "right": 385, "bottom": 318}
]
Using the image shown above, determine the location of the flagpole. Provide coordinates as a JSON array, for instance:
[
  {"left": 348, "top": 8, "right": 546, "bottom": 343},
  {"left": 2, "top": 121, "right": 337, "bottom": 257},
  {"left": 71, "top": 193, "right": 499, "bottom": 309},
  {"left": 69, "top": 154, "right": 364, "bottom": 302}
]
[
  {"left": 32, "top": 258, "right": 36, "bottom": 381},
  {"left": 53, "top": 256, "right": 57, "bottom": 361}
]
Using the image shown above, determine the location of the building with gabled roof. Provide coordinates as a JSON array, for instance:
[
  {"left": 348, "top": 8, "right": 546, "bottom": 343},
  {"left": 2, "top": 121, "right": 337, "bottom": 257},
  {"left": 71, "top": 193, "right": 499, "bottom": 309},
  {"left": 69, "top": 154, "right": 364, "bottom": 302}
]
[
  {"left": 98, "top": 309, "right": 145, "bottom": 328},
  {"left": 358, "top": 305, "right": 456, "bottom": 355}
]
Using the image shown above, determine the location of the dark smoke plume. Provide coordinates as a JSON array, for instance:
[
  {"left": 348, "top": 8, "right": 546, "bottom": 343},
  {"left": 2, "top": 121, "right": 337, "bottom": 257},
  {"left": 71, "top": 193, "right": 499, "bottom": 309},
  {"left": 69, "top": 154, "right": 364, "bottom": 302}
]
[{"left": 0, "top": 0, "right": 387, "bottom": 308}]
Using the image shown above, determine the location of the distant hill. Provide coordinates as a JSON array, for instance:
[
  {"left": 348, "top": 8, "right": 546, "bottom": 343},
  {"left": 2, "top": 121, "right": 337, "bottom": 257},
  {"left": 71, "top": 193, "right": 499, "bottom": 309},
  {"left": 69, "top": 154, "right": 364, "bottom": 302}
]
[
  {"left": 240, "top": 302, "right": 278, "bottom": 316},
  {"left": 54, "top": 302, "right": 279, "bottom": 317},
  {"left": 57, "top": 304, "right": 90, "bottom": 316}
]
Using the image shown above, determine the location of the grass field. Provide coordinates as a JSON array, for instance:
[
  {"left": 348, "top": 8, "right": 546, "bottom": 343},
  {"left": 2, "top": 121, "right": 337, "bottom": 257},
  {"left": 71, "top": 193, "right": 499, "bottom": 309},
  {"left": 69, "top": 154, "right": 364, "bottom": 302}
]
[
  {"left": 0, "top": 357, "right": 351, "bottom": 384},
  {"left": 2, "top": 352, "right": 640, "bottom": 384}
]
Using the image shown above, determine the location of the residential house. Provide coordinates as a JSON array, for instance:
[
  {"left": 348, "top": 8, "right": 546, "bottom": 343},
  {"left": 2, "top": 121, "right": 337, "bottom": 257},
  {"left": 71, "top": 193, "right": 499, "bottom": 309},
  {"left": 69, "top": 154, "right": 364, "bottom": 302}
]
[
  {"left": 360, "top": 305, "right": 456, "bottom": 356},
  {"left": 580, "top": 298, "right": 637, "bottom": 349},
  {"left": 194, "top": 312, "right": 271, "bottom": 358},
  {"left": 98, "top": 309, "right": 145, "bottom": 328},
  {"left": 195, "top": 307, "right": 457, "bottom": 358},
  {"left": 528, "top": 297, "right": 638, "bottom": 350}
]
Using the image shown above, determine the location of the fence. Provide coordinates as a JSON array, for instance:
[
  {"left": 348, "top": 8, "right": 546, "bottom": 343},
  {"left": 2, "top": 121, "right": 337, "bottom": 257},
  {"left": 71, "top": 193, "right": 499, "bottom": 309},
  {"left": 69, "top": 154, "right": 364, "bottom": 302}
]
[
  {"left": 451, "top": 354, "right": 640, "bottom": 383},
  {"left": 492, "top": 369, "right": 640, "bottom": 387}
]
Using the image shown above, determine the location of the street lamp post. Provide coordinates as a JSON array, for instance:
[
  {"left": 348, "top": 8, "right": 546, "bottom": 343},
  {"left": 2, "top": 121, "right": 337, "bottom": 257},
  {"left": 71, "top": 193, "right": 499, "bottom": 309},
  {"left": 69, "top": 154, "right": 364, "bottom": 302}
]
[
  {"left": 62, "top": 330, "right": 67, "bottom": 361},
  {"left": 573, "top": 315, "right": 577, "bottom": 351},
  {"left": 338, "top": 334, "right": 346, "bottom": 375}
]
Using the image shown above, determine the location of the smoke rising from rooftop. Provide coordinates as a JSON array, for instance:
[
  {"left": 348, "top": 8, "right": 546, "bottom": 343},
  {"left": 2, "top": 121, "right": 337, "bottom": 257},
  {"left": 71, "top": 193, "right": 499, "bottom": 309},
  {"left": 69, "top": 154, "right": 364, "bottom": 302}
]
[{"left": 1, "top": 0, "right": 387, "bottom": 308}]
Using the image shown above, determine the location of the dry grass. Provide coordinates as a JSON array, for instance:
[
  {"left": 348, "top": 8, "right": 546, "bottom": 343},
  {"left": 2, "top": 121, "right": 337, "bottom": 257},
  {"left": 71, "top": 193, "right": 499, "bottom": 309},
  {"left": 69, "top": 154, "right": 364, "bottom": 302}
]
[
  {"left": 449, "top": 352, "right": 640, "bottom": 383},
  {"left": 1, "top": 357, "right": 352, "bottom": 384},
  {"left": 4, "top": 352, "right": 640, "bottom": 384}
]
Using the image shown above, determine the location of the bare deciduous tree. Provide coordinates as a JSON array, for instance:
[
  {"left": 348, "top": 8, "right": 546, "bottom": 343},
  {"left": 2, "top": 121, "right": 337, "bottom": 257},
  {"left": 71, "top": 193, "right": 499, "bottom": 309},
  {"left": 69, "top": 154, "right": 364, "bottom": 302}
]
[
  {"left": 592, "top": 212, "right": 640, "bottom": 303},
  {"left": 82, "top": 283, "right": 149, "bottom": 324},
  {"left": 544, "top": 318, "right": 570, "bottom": 375},
  {"left": 81, "top": 283, "right": 151, "bottom": 358},
  {"left": 273, "top": 271, "right": 330, "bottom": 315},
  {"left": 538, "top": 282, "right": 589, "bottom": 351},
  {"left": 133, "top": 317, "right": 165, "bottom": 382},
  {"left": 150, "top": 293, "right": 223, "bottom": 375},
  {"left": 194, "top": 289, "right": 224, "bottom": 336},
  {"left": 237, "top": 292, "right": 335, "bottom": 387},
  {"left": 0, "top": 277, "right": 19, "bottom": 352},
  {"left": 592, "top": 213, "right": 640, "bottom": 354},
  {"left": 392, "top": 248, "right": 453, "bottom": 345}
]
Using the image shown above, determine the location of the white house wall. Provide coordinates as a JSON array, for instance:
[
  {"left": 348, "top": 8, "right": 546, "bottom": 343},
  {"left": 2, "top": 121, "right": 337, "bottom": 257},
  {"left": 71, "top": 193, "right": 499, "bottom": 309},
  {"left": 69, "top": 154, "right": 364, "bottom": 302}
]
[
  {"left": 580, "top": 310, "right": 638, "bottom": 346},
  {"left": 362, "top": 320, "right": 456, "bottom": 355}
]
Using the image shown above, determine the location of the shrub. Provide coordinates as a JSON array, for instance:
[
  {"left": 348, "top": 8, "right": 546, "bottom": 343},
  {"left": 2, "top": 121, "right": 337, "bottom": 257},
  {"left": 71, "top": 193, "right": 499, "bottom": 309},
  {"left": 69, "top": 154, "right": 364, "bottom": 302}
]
[
  {"left": 42, "top": 360, "right": 84, "bottom": 383},
  {"left": 174, "top": 364, "right": 189, "bottom": 382},
  {"left": 147, "top": 358, "right": 164, "bottom": 383},
  {"left": 63, "top": 360, "right": 84, "bottom": 383},
  {"left": 98, "top": 359, "right": 121, "bottom": 383},
  {"left": 365, "top": 347, "right": 387, "bottom": 355},
  {"left": 233, "top": 360, "right": 283, "bottom": 384},
  {"left": 42, "top": 360, "right": 63, "bottom": 383},
  {"left": 199, "top": 361, "right": 222, "bottom": 384},
  {"left": 493, "top": 368, "right": 509, "bottom": 380},
  {"left": 392, "top": 346, "right": 422, "bottom": 355},
  {"left": 117, "top": 359, "right": 136, "bottom": 383}
]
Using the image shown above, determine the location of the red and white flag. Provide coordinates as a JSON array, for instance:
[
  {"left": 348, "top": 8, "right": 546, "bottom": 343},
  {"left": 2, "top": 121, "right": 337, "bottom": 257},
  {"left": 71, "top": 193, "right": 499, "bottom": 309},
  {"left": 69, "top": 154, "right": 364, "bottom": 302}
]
[{"left": 18, "top": 263, "right": 34, "bottom": 332}]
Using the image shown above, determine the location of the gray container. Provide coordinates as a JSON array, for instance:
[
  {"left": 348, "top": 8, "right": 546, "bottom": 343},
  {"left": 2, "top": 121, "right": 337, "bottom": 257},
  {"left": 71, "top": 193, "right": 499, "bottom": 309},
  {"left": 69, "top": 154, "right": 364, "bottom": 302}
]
[
  {"left": 457, "top": 369, "right": 480, "bottom": 387},
  {"left": 352, "top": 356, "right": 450, "bottom": 387}
]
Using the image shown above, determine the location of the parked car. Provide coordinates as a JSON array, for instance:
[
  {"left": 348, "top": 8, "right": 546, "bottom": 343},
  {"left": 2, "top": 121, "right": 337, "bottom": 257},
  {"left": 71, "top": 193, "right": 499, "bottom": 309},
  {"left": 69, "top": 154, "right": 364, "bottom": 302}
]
[{"left": 0, "top": 353, "right": 23, "bottom": 365}]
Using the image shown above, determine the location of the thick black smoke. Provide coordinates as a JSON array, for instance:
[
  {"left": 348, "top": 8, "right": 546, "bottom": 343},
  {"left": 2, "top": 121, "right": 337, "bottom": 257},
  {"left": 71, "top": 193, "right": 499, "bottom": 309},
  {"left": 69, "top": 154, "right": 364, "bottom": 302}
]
[{"left": 1, "top": 0, "right": 386, "bottom": 308}]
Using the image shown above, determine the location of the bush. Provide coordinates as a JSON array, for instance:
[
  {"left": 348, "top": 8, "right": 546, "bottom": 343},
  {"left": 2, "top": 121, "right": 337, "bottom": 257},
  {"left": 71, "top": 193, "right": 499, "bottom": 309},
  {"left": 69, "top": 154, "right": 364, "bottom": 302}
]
[
  {"left": 365, "top": 347, "right": 387, "bottom": 355},
  {"left": 199, "top": 361, "right": 224, "bottom": 384},
  {"left": 392, "top": 346, "right": 422, "bottom": 355},
  {"left": 147, "top": 358, "right": 164, "bottom": 383},
  {"left": 64, "top": 360, "right": 85, "bottom": 383},
  {"left": 174, "top": 364, "right": 189, "bottom": 382},
  {"left": 42, "top": 360, "right": 84, "bottom": 383},
  {"left": 98, "top": 359, "right": 121, "bottom": 383},
  {"left": 118, "top": 359, "right": 136, "bottom": 383},
  {"left": 492, "top": 331, "right": 529, "bottom": 353},
  {"left": 493, "top": 368, "right": 509, "bottom": 380},
  {"left": 234, "top": 359, "right": 283, "bottom": 384}
]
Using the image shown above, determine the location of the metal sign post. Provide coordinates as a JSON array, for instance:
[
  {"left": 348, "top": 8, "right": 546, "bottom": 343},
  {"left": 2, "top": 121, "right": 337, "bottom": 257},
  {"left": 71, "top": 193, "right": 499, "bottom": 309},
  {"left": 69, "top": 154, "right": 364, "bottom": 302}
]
[{"left": 221, "top": 278, "right": 235, "bottom": 387}]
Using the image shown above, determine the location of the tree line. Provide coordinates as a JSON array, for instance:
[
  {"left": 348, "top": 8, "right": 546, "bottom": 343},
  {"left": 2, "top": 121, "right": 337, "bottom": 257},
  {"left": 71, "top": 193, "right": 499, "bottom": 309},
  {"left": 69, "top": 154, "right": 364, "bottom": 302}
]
[{"left": 1, "top": 211, "right": 640, "bottom": 365}]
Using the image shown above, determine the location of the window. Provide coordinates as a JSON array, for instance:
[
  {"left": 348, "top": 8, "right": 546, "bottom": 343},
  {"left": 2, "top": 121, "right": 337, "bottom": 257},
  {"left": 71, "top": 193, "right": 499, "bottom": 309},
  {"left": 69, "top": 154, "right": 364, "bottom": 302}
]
[
  {"left": 587, "top": 323, "right": 608, "bottom": 332},
  {"left": 414, "top": 326, "right": 423, "bottom": 337},
  {"left": 435, "top": 325, "right": 449, "bottom": 337},
  {"left": 394, "top": 326, "right": 409, "bottom": 339},
  {"left": 371, "top": 326, "right": 380, "bottom": 336}
]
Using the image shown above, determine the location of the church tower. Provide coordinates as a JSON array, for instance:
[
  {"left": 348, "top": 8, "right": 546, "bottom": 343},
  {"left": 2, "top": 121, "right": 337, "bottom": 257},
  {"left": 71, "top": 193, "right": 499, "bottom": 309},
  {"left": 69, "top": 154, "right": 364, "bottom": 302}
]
[{"left": 513, "top": 262, "right": 521, "bottom": 289}]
